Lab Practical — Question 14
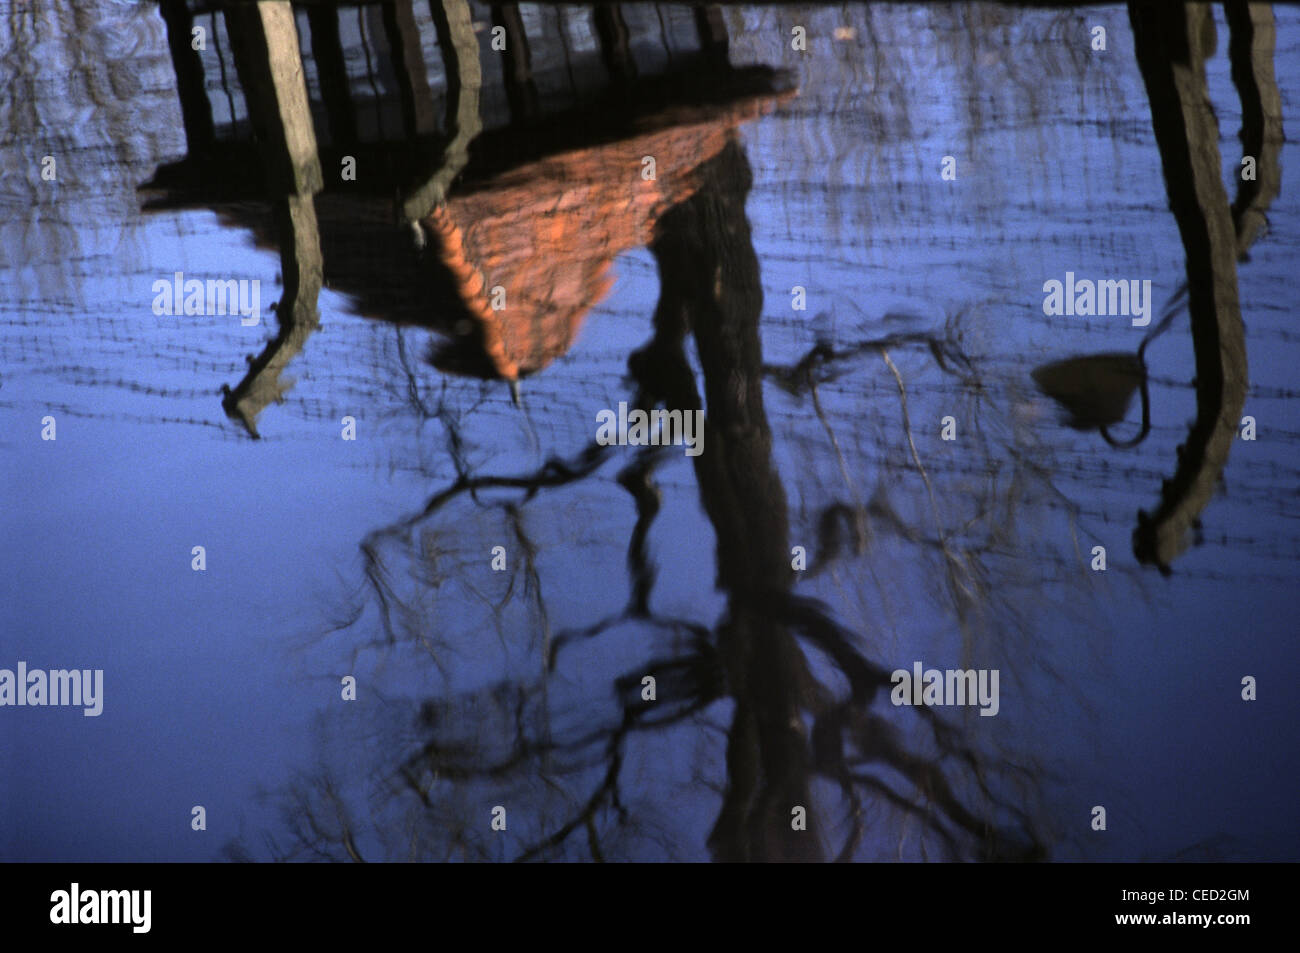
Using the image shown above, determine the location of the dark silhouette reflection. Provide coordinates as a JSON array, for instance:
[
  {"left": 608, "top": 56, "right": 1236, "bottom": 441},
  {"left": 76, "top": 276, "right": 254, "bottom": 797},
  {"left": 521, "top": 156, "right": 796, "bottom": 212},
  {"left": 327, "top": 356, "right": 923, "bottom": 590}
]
[
  {"left": 164, "top": 4, "right": 1036, "bottom": 860},
  {"left": 160, "top": 0, "right": 216, "bottom": 154},
  {"left": 1031, "top": 281, "right": 1186, "bottom": 449},
  {"left": 163, "top": 3, "right": 1279, "bottom": 862},
  {"left": 1032, "top": 352, "right": 1148, "bottom": 446},
  {"left": 1126, "top": 1, "right": 1279, "bottom": 572},
  {"left": 3, "top": 0, "right": 1295, "bottom": 866},
  {"left": 142, "top": 0, "right": 790, "bottom": 434},
  {"left": 1033, "top": 4, "right": 1280, "bottom": 572},
  {"left": 631, "top": 140, "right": 1042, "bottom": 861},
  {"left": 228, "top": 125, "right": 1047, "bottom": 866}
]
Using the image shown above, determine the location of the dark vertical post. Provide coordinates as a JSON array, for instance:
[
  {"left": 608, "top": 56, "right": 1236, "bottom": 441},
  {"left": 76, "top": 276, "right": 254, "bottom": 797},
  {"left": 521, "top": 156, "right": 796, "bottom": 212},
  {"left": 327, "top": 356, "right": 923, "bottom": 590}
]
[
  {"left": 305, "top": 3, "right": 358, "bottom": 145},
  {"left": 491, "top": 4, "right": 541, "bottom": 123},
  {"left": 693, "top": 5, "right": 729, "bottom": 67},
  {"left": 159, "top": 0, "right": 216, "bottom": 153},
  {"left": 382, "top": 0, "right": 438, "bottom": 137},
  {"left": 592, "top": 5, "right": 637, "bottom": 84}
]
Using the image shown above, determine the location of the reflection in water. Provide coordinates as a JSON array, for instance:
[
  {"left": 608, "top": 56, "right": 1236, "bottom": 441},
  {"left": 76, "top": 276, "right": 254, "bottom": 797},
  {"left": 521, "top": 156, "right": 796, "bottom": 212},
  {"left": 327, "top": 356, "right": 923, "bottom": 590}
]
[
  {"left": 171, "top": 0, "right": 1056, "bottom": 861},
  {"left": 216, "top": 1, "right": 324, "bottom": 436},
  {"left": 144, "top": 0, "right": 1291, "bottom": 861},
  {"left": 1033, "top": 350, "right": 1148, "bottom": 444},
  {"left": 418, "top": 72, "right": 792, "bottom": 382},
  {"left": 1128, "top": 2, "right": 1264, "bottom": 572},
  {"left": 148, "top": 1, "right": 793, "bottom": 428},
  {"left": 4, "top": 1, "right": 1299, "bottom": 863},
  {"left": 632, "top": 138, "right": 1042, "bottom": 861},
  {"left": 1031, "top": 3, "right": 1282, "bottom": 572}
]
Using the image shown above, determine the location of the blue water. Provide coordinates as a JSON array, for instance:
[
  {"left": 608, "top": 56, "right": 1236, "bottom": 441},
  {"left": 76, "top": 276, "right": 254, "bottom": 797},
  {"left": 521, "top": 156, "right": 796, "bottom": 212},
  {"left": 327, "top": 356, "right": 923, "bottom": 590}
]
[{"left": 1, "top": 1, "right": 1297, "bottom": 861}]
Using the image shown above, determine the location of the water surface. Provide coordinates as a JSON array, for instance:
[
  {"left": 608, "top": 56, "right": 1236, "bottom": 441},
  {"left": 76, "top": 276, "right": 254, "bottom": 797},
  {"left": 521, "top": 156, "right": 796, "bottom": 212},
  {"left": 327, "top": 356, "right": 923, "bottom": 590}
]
[{"left": 1, "top": 0, "right": 1298, "bottom": 861}]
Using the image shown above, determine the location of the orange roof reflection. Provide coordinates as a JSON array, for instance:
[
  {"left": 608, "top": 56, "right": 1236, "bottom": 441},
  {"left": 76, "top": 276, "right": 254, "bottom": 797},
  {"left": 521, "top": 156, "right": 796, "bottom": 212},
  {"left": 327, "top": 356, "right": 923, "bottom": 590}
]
[{"left": 422, "top": 90, "right": 793, "bottom": 380}]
